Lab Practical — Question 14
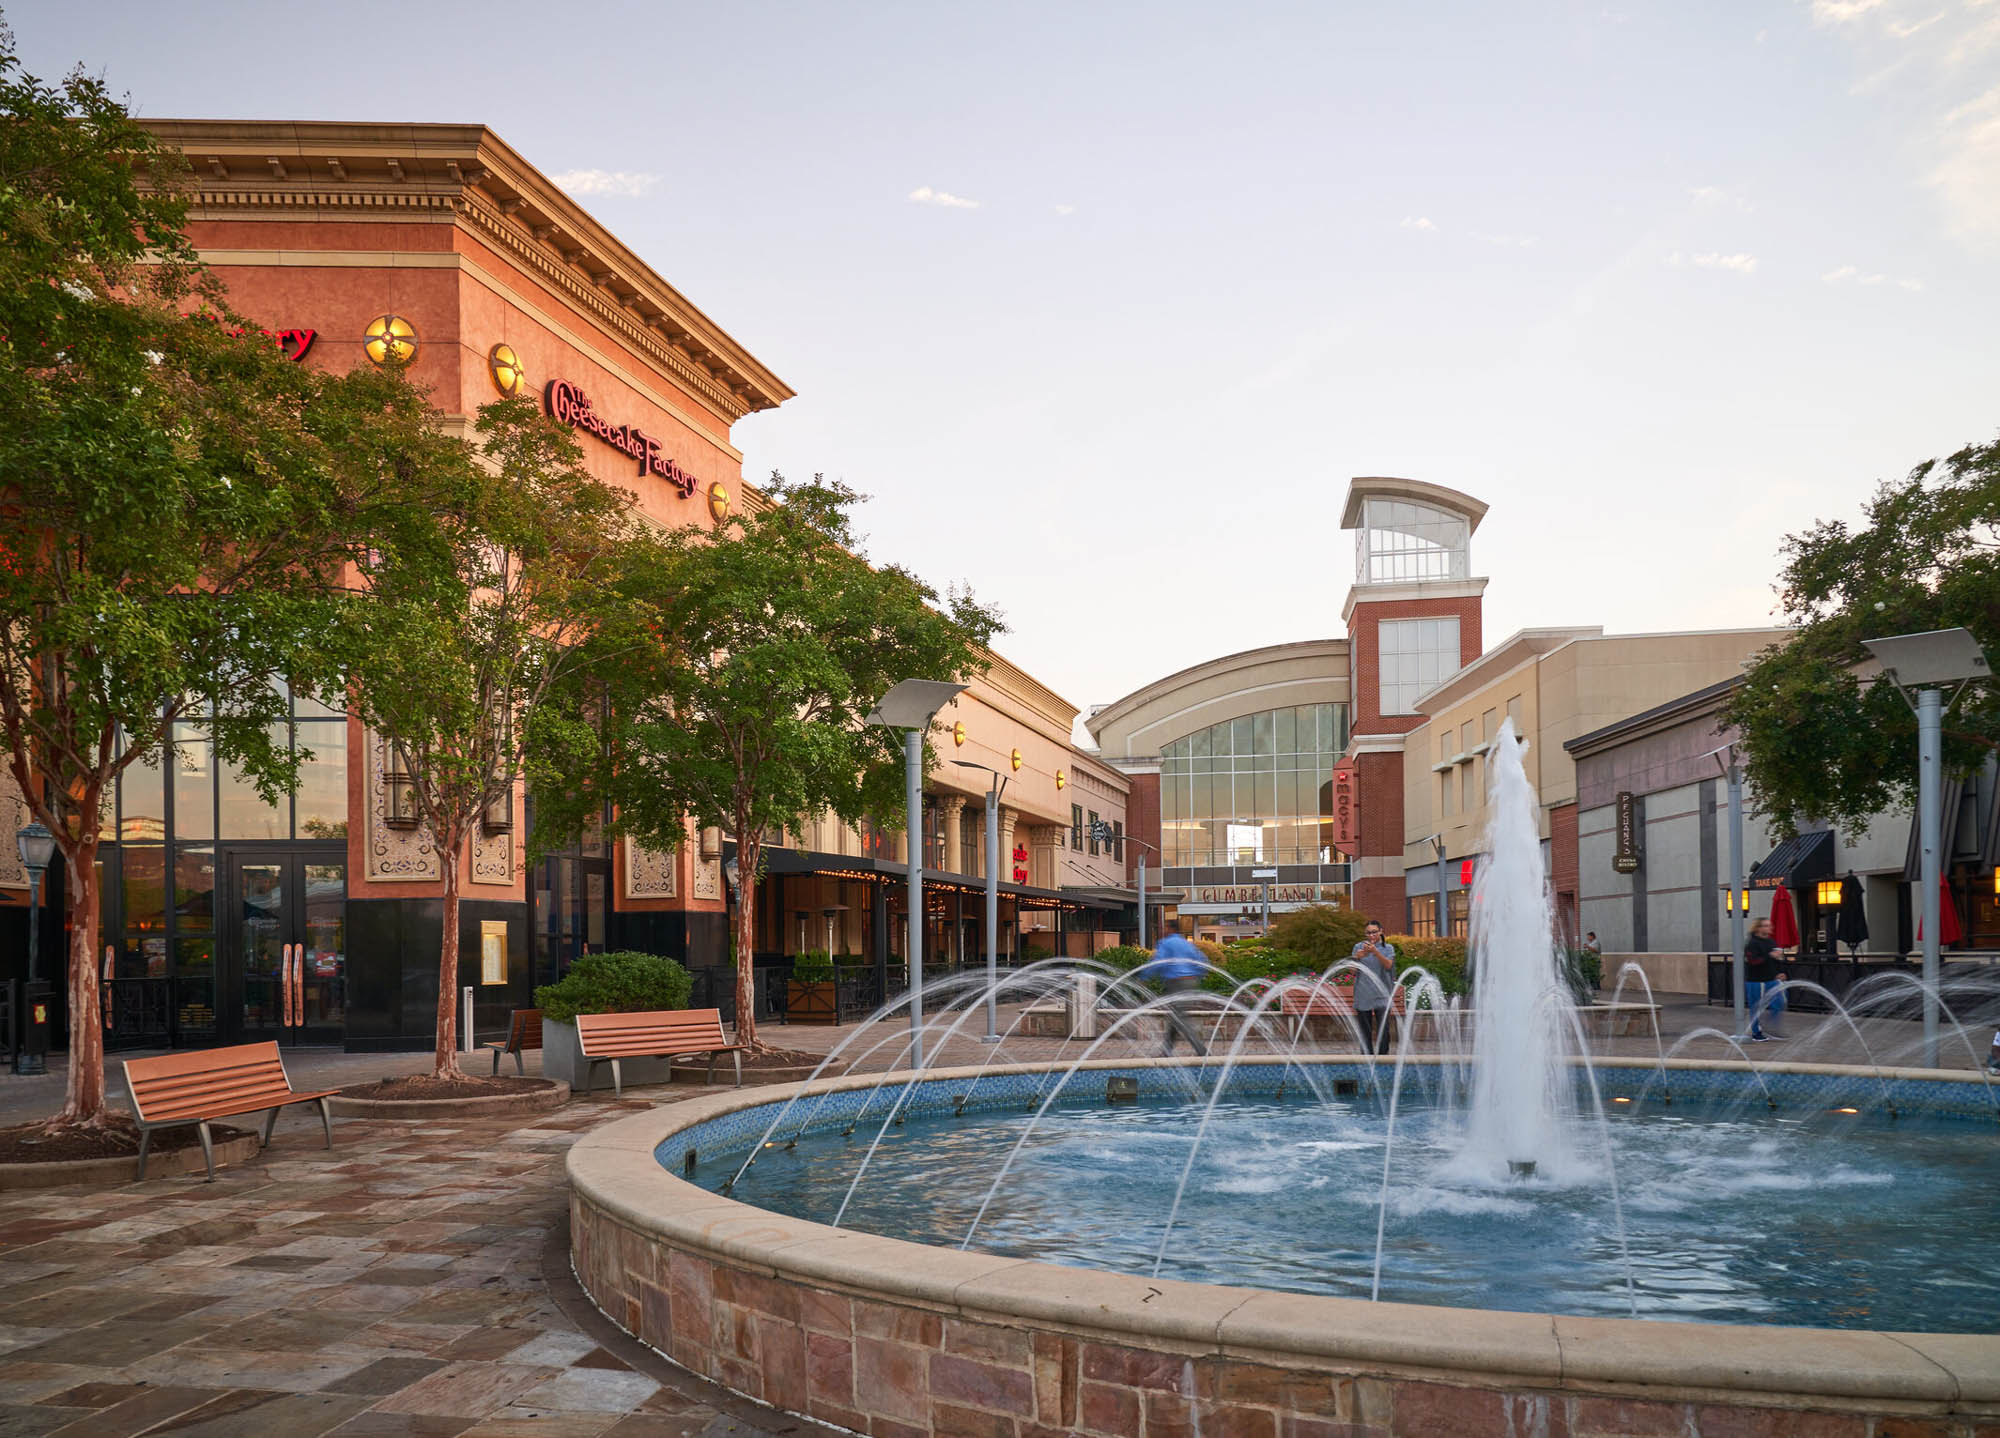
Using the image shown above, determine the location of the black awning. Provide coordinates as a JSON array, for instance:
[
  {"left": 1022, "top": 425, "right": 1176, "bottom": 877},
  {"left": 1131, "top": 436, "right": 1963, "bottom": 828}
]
[{"left": 1750, "top": 828, "right": 1834, "bottom": 890}]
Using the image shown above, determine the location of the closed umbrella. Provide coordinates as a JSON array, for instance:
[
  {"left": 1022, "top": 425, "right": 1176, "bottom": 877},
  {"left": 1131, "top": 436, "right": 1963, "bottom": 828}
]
[
  {"left": 1767, "top": 886, "right": 1800, "bottom": 948},
  {"left": 1836, "top": 873, "right": 1869, "bottom": 953},
  {"left": 1916, "top": 872, "right": 1963, "bottom": 945}
]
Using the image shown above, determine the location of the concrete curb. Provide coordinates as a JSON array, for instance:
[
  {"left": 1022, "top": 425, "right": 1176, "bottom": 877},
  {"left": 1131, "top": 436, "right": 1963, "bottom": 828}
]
[
  {"left": 329, "top": 1077, "right": 570, "bottom": 1120},
  {"left": 0, "top": 1130, "right": 263, "bottom": 1190}
]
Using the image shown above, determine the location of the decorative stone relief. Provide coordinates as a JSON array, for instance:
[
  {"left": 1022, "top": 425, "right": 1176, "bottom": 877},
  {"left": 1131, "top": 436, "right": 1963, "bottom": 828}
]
[
  {"left": 365, "top": 730, "right": 440, "bottom": 882},
  {"left": 692, "top": 854, "right": 722, "bottom": 901},
  {"left": 624, "top": 839, "right": 678, "bottom": 900},
  {"left": 471, "top": 825, "right": 513, "bottom": 887},
  {"left": 0, "top": 771, "right": 26, "bottom": 891}
]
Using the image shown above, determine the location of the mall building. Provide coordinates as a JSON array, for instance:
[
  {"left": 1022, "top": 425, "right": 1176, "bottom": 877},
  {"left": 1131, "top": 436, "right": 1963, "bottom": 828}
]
[
  {"left": 0, "top": 119, "right": 1128, "bottom": 1052},
  {"left": 1090, "top": 478, "right": 1790, "bottom": 941}
]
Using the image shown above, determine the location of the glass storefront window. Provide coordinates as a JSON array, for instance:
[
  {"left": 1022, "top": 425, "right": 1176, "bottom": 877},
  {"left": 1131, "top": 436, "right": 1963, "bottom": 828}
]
[
  {"left": 219, "top": 725, "right": 289, "bottom": 839},
  {"left": 123, "top": 845, "right": 166, "bottom": 937},
  {"left": 173, "top": 722, "right": 214, "bottom": 840},
  {"left": 174, "top": 845, "right": 215, "bottom": 937},
  {"left": 122, "top": 751, "right": 166, "bottom": 842},
  {"left": 293, "top": 724, "right": 349, "bottom": 839},
  {"left": 1159, "top": 704, "right": 1350, "bottom": 867}
]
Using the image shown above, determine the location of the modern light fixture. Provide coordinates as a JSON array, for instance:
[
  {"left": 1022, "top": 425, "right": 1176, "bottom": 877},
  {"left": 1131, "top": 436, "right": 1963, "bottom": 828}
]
[
  {"left": 952, "top": 721, "right": 966, "bottom": 747},
  {"left": 382, "top": 743, "right": 420, "bottom": 830},
  {"left": 363, "top": 314, "right": 418, "bottom": 366},
  {"left": 1816, "top": 879, "right": 1842, "bottom": 908},
  {"left": 1719, "top": 885, "right": 1746, "bottom": 914},
  {"left": 1009, "top": 748, "right": 1022, "bottom": 772},
  {"left": 952, "top": 758, "right": 1008, "bottom": 1042},
  {"left": 707, "top": 482, "right": 730, "bottom": 524},
  {"left": 481, "top": 788, "right": 513, "bottom": 835},
  {"left": 488, "top": 342, "right": 525, "bottom": 396},
  {"left": 13, "top": 821, "right": 53, "bottom": 1076},
  {"left": 1055, "top": 769, "right": 1067, "bottom": 791}
]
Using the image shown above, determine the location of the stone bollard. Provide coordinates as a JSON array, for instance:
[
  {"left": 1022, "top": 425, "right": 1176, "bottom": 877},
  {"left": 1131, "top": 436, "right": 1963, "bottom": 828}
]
[{"left": 1070, "top": 974, "right": 1098, "bottom": 1040}]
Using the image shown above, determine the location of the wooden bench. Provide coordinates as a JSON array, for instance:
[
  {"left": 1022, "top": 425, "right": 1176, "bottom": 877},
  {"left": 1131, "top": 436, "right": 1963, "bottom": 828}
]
[
  {"left": 123, "top": 1042, "right": 337, "bottom": 1182},
  {"left": 574, "top": 1008, "right": 744, "bottom": 1097},
  {"left": 481, "top": 1008, "right": 543, "bottom": 1075},
  {"left": 1277, "top": 978, "right": 1405, "bottom": 1041}
]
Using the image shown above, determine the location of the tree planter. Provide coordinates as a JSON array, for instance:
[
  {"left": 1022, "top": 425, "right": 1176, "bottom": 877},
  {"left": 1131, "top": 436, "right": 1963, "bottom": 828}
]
[
  {"left": 784, "top": 979, "right": 838, "bottom": 1025},
  {"left": 541, "top": 1017, "right": 677, "bottom": 1093}
]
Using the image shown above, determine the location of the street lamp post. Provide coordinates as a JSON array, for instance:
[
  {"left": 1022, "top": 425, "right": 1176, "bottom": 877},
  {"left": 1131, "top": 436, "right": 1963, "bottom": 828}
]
[
  {"left": 1126, "top": 836, "right": 1158, "bottom": 949},
  {"left": 951, "top": 759, "right": 1007, "bottom": 1042},
  {"left": 867, "top": 679, "right": 967, "bottom": 1070},
  {"left": 15, "top": 822, "right": 55, "bottom": 1076},
  {"left": 1861, "top": 628, "right": 1991, "bottom": 1070}
]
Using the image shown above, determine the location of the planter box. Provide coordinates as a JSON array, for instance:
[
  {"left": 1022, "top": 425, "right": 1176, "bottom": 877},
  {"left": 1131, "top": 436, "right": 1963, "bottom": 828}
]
[
  {"left": 785, "top": 979, "right": 838, "bottom": 1025},
  {"left": 541, "top": 1018, "right": 678, "bottom": 1095}
]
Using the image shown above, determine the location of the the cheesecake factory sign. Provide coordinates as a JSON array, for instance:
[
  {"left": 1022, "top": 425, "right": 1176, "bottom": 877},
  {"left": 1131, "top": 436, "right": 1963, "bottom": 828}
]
[{"left": 544, "top": 379, "right": 699, "bottom": 497}]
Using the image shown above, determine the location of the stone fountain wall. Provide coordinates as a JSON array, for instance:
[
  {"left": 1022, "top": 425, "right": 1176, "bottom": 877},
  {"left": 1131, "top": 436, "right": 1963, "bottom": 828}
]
[{"left": 567, "top": 1060, "right": 2000, "bottom": 1438}]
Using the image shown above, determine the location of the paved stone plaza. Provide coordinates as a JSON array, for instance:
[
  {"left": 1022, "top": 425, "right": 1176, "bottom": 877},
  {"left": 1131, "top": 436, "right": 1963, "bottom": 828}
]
[{"left": 0, "top": 997, "right": 1976, "bottom": 1436}]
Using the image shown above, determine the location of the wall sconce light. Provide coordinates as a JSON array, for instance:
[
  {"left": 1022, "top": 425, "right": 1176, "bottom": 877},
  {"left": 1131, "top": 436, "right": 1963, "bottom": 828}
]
[
  {"left": 1055, "top": 769, "right": 1067, "bottom": 790},
  {"left": 1719, "top": 885, "right": 1747, "bottom": 914},
  {"left": 1816, "top": 879, "right": 1843, "bottom": 908},
  {"left": 481, "top": 789, "right": 513, "bottom": 835},
  {"left": 1010, "top": 748, "right": 1022, "bottom": 772},
  {"left": 707, "top": 481, "right": 730, "bottom": 524},
  {"left": 952, "top": 721, "right": 965, "bottom": 747},
  {"left": 383, "top": 743, "right": 420, "bottom": 830},
  {"left": 488, "top": 342, "right": 525, "bottom": 396},
  {"left": 363, "top": 314, "right": 418, "bottom": 366}
]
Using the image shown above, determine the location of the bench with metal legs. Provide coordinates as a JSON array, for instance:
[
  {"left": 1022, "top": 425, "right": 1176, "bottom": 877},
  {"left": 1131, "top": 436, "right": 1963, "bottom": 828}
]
[
  {"left": 124, "top": 1043, "right": 339, "bottom": 1181},
  {"left": 575, "top": 1008, "right": 745, "bottom": 1098}
]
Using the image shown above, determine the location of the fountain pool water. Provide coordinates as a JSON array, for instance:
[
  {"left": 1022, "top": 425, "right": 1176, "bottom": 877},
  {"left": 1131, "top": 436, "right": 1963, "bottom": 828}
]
[{"left": 689, "top": 1087, "right": 2000, "bottom": 1332}]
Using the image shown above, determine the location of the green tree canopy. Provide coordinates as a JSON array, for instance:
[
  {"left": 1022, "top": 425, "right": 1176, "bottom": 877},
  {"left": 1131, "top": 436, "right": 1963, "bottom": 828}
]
[
  {"left": 1724, "top": 437, "right": 2000, "bottom": 834},
  {"left": 0, "top": 31, "right": 459, "bottom": 1124},
  {"left": 532, "top": 473, "right": 1003, "bottom": 1047}
]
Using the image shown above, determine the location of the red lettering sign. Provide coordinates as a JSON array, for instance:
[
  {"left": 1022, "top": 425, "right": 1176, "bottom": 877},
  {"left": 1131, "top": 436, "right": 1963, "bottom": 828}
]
[
  {"left": 1330, "top": 762, "right": 1357, "bottom": 857},
  {"left": 1460, "top": 859, "right": 1475, "bottom": 886},
  {"left": 544, "top": 379, "right": 697, "bottom": 495},
  {"left": 268, "top": 328, "right": 315, "bottom": 361}
]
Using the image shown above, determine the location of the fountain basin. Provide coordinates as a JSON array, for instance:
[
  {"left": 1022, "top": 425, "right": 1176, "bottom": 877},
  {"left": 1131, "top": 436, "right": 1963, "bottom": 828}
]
[{"left": 567, "top": 1056, "right": 2000, "bottom": 1437}]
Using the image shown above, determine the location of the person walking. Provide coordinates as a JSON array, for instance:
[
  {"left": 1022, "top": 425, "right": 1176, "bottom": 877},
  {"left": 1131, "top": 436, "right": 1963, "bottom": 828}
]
[
  {"left": 1743, "top": 916, "right": 1787, "bottom": 1041},
  {"left": 1350, "top": 920, "right": 1397, "bottom": 1054},
  {"left": 1136, "top": 925, "right": 1210, "bottom": 1056}
]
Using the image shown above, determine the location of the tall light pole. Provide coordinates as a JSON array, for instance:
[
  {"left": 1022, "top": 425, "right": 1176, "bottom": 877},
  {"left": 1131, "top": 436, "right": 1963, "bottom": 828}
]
[
  {"left": 14, "top": 822, "right": 54, "bottom": 1076},
  {"left": 951, "top": 759, "right": 1007, "bottom": 1042},
  {"left": 1127, "top": 835, "right": 1158, "bottom": 949},
  {"left": 867, "top": 679, "right": 966, "bottom": 1069},
  {"left": 1861, "top": 628, "right": 1991, "bottom": 1070},
  {"left": 1710, "top": 744, "right": 1748, "bottom": 1038}
]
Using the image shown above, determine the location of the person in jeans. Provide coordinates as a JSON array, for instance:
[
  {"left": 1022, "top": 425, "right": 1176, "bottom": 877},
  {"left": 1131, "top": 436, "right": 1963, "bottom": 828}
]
[
  {"left": 1136, "top": 925, "right": 1210, "bottom": 1056},
  {"left": 1743, "top": 916, "right": 1786, "bottom": 1041},
  {"left": 1350, "top": 920, "right": 1397, "bottom": 1054}
]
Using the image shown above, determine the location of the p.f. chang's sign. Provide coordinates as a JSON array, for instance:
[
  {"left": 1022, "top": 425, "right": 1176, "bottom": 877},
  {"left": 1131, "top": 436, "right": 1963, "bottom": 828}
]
[{"left": 544, "top": 379, "right": 697, "bottom": 497}]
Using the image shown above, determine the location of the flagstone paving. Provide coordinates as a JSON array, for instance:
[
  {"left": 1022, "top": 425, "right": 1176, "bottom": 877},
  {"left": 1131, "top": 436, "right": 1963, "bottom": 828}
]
[{"left": 0, "top": 1093, "right": 820, "bottom": 1437}]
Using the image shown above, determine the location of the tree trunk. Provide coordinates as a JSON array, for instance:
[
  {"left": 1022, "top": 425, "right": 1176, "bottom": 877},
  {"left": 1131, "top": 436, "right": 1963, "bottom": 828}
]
[
  {"left": 434, "top": 836, "right": 465, "bottom": 1079},
  {"left": 58, "top": 839, "right": 106, "bottom": 1126},
  {"left": 734, "top": 833, "right": 759, "bottom": 1049}
]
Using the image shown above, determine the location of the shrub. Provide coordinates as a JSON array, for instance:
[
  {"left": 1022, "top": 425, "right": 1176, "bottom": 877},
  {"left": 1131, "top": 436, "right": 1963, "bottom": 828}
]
[
  {"left": 1021, "top": 941, "right": 1053, "bottom": 963},
  {"left": 1561, "top": 947, "right": 1602, "bottom": 1002},
  {"left": 1193, "top": 938, "right": 1227, "bottom": 966},
  {"left": 790, "top": 949, "right": 834, "bottom": 982},
  {"left": 533, "top": 950, "right": 693, "bottom": 1023},
  {"left": 1268, "top": 905, "right": 1370, "bottom": 969},
  {"left": 1385, "top": 934, "right": 1468, "bottom": 997},
  {"left": 1093, "top": 944, "right": 1151, "bottom": 972}
]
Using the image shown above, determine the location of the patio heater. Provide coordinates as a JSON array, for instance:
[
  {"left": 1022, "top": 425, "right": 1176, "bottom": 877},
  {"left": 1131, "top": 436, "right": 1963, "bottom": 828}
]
[
  {"left": 866, "top": 679, "right": 966, "bottom": 1069},
  {"left": 14, "top": 821, "right": 54, "bottom": 1075},
  {"left": 1861, "top": 628, "right": 1991, "bottom": 1069},
  {"left": 951, "top": 760, "right": 1007, "bottom": 1042}
]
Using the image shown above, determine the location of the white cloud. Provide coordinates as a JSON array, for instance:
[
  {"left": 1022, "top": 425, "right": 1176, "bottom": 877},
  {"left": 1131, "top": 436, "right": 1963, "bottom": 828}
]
[
  {"left": 1688, "top": 185, "right": 1727, "bottom": 205},
  {"left": 1400, "top": 215, "right": 1437, "bottom": 232},
  {"left": 1053, "top": 203, "right": 1076, "bottom": 216},
  {"left": 1811, "top": 0, "right": 1887, "bottom": 23},
  {"left": 1822, "top": 262, "right": 1924, "bottom": 289},
  {"left": 1667, "top": 250, "right": 1758, "bottom": 273},
  {"left": 1473, "top": 231, "right": 1536, "bottom": 247},
  {"left": 909, "top": 185, "right": 981, "bottom": 209},
  {"left": 1932, "top": 84, "right": 2000, "bottom": 240},
  {"left": 549, "top": 169, "right": 659, "bottom": 198}
]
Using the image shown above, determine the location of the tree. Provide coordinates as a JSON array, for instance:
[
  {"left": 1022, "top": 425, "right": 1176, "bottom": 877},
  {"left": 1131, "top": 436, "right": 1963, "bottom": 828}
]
[
  {"left": 532, "top": 474, "right": 1003, "bottom": 1048},
  {"left": 1723, "top": 437, "right": 2000, "bottom": 833},
  {"left": 0, "top": 32, "right": 451, "bottom": 1125},
  {"left": 347, "top": 395, "right": 635, "bottom": 1079}
]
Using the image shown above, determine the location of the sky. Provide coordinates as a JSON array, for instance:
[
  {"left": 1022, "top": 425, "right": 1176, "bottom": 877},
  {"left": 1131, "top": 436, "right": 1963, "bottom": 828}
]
[{"left": 12, "top": 1, "right": 1999, "bottom": 733}]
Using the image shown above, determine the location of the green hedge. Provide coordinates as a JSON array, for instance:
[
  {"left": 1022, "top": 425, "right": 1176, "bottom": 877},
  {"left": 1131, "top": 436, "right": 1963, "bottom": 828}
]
[
  {"left": 790, "top": 949, "right": 834, "bottom": 981},
  {"left": 1385, "top": 934, "right": 1468, "bottom": 997},
  {"left": 533, "top": 950, "right": 693, "bottom": 1023}
]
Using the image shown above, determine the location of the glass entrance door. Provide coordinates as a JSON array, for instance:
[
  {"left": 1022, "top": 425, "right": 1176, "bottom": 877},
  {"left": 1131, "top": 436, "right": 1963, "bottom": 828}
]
[{"left": 223, "top": 850, "right": 345, "bottom": 1045}]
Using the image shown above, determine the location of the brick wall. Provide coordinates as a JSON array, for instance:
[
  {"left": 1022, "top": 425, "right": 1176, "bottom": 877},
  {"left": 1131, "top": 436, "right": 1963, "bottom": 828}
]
[
  {"left": 1123, "top": 772, "right": 1160, "bottom": 883},
  {"left": 1347, "top": 596, "right": 1485, "bottom": 736}
]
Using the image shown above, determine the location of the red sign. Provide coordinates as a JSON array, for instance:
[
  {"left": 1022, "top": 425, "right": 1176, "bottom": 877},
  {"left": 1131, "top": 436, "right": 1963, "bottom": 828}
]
[
  {"left": 545, "top": 379, "right": 697, "bottom": 495},
  {"left": 1012, "top": 844, "right": 1028, "bottom": 885},
  {"left": 1330, "top": 762, "right": 1357, "bottom": 856},
  {"left": 267, "top": 327, "right": 315, "bottom": 361},
  {"left": 1460, "top": 859, "right": 1475, "bottom": 886}
]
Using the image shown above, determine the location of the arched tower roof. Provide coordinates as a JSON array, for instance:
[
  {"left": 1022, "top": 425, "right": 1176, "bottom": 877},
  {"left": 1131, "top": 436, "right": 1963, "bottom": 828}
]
[{"left": 1339, "top": 477, "right": 1488, "bottom": 536}]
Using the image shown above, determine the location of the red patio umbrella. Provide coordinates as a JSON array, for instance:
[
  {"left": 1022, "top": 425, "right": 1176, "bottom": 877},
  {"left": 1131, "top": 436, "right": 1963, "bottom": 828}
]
[
  {"left": 1916, "top": 872, "right": 1963, "bottom": 945},
  {"left": 1767, "top": 886, "right": 1800, "bottom": 948}
]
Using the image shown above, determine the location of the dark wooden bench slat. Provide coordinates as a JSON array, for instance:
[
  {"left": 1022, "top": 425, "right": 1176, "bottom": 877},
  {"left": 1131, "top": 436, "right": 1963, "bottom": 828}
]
[{"left": 122, "top": 1041, "right": 336, "bottom": 1182}]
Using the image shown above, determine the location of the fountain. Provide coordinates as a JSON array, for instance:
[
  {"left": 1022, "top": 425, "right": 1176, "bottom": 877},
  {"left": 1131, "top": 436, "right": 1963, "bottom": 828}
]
[{"left": 565, "top": 720, "right": 2000, "bottom": 1434}]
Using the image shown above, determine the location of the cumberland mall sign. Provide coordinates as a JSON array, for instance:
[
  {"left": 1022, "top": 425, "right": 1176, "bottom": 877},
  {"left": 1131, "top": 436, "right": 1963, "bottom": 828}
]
[{"left": 544, "top": 379, "right": 699, "bottom": 498}]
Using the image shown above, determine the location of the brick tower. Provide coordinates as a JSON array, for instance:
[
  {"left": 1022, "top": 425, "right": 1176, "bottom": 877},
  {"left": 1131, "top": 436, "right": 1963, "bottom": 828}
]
[{"left": 1339, "top": 479, "right": 1487, "bottom": 927}]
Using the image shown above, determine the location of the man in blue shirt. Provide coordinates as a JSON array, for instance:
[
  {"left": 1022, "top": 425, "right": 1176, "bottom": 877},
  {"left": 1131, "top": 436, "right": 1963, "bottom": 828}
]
[{"left": 1135, "top": 926, "right": 1210, "bottom": 1056}]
